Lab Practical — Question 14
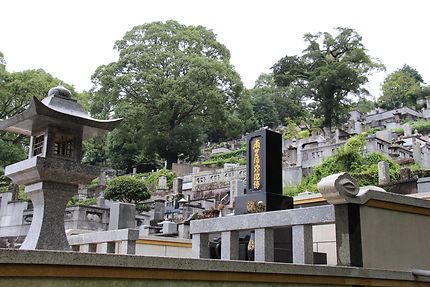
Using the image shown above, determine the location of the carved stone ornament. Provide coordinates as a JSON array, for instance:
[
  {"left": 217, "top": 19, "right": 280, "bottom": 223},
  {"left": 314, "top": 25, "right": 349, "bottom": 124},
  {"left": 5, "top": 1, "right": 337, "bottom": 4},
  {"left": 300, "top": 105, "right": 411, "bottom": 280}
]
[{"left": 317, "top": 172, "right": 359, "bottom": 205}]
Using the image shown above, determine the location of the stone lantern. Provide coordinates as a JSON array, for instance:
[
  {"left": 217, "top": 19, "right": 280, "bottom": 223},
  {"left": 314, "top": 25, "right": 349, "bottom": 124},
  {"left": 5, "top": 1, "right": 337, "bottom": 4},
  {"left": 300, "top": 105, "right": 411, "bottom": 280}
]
[{"left": 0, "top": 85, "right": 122, "bottom": 250}]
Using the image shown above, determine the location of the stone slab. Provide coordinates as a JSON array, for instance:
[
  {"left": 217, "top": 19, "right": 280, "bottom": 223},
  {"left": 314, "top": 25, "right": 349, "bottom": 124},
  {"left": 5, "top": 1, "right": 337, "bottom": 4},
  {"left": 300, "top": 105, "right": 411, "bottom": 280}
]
[
  {"left": 190, "top": 205, "right": 335, "bottom": 234},
  {"left": 0, "top": 249, "right": 426, "bottom": 284}
]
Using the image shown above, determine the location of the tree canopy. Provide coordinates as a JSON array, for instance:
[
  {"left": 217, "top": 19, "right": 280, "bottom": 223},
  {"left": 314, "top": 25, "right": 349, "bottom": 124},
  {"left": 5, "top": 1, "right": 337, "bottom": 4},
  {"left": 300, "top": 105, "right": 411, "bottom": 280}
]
[
  {"left": 246, "top": 73, "right": 308, "bottom": 128},
  {"left": 272, "top": 27, "right": 383, "bottom": 129},
  {"left": 0, "top": 52, "right": 80, "bottom": 168},
  {"left": 90, "top": 20, "right": 246, "bottom": 171},
  {"left": 378, "top": 65, "right": 427, "bottom": 110}
]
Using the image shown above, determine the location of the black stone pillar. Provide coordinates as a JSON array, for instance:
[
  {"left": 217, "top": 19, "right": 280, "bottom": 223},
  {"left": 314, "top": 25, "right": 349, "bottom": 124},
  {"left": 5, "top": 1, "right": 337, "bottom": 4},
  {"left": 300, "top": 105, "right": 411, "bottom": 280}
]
[{"left": 234, "top": 129, "right": 293, "bottom": 215}]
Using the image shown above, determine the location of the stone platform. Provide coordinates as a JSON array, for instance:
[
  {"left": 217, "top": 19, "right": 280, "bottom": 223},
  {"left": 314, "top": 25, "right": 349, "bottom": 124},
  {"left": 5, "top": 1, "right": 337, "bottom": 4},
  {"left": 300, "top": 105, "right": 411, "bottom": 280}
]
[{"left": 0, "top": 249, "right": 428, "bottom": 287}]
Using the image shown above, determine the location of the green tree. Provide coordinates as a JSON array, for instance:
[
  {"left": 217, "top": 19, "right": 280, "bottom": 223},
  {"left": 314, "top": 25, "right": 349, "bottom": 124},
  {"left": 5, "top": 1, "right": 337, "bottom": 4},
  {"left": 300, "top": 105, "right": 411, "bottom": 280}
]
[
  {"left": 272, "top": 27, "right": 383, "bottom": 129},
  {"left": 400, "top": 64, "right": 424, "bottom": 83},
  {"left": 104, "top": 175, "right": 150, "bottom": 204},
  {"left": 90, "top": 20, "right": 243, "bottom": 169},
  {"left": 248, "top": 73, "right": 307, "bottom": 128},
  {"left": 0, "top": 53, "right": 80, "bottom": 168},
  {"left": 378, "top": 70, "right": 421, "bottom": 109}
]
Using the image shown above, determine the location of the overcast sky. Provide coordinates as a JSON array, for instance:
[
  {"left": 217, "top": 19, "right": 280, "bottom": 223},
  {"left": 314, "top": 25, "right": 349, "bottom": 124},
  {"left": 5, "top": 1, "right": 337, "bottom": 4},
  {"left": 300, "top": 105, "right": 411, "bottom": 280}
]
[{"left": 1, "top": 0, "right": 429, "bottom": 99}]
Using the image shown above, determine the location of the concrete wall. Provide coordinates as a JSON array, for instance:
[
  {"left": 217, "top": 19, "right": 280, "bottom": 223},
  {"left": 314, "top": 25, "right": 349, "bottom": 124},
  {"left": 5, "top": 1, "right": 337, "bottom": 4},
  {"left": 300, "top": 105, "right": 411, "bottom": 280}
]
[
  {"left": 282, "top": 166, "right": 302, "bottom": 187},
  {"left": 360, "top": 205, "right": 430, "bottom": 271}
]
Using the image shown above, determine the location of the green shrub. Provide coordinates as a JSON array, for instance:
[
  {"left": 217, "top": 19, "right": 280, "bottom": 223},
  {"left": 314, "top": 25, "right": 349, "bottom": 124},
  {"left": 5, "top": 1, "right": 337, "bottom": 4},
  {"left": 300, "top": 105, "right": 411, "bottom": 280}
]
[
  {"left": 391, "top": 128, "right": 404, "bottom": 134},
  {"left": 299, "top": 134, "right": 400, "bottom": 193},
  {"left": 297, "top": 130, "right": 310, "bottom": 139},
  {"left": 411, "top": 120, "right": 430, "bottom": 133},
  {"left": 142, "top": 169, "right": 176, "bottom": 192},
  {"left": 104, "top": 175, "right": 150, "bottom": 203},
  {"left": 195, "top": 147, "right": 246, "bottom": 167}
]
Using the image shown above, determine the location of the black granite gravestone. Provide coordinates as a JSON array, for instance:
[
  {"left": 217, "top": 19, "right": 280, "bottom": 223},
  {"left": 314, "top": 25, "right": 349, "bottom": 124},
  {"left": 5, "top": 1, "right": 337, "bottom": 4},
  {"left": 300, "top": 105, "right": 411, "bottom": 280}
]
[{"left": 234, "top": 129, "right": 293, "bottom": 214}]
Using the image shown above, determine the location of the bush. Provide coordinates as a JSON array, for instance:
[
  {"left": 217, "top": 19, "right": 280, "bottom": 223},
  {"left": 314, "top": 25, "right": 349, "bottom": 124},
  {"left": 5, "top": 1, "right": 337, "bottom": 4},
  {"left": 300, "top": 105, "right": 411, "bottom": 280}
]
[
  {"left": 140, "top": 169, "right": 176, "bottom": 192},
  {"left": 411, "top": 119, "right": 430, "bottom": 133},
  {"left": 195, "top": 147, "right": 246, "bottom": 167},
  {"left": 104, "top": 176, "right": 150, "bottom": 203},
  {"left": 298, "top": 134, "right": 400, "bottom": 193}
]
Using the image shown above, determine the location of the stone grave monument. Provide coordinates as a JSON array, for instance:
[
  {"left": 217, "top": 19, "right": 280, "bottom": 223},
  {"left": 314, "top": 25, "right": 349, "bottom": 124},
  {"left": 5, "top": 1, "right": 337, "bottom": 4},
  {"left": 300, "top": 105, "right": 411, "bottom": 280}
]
[
  {"left": 0, "top": 85, "right": 121, "bottom": 250},
  {"left": 233, "top": 129, "right": 294, "bottom": 262},
  {"left": 234, "top": 128, "right": 293, "bottom": 213}
]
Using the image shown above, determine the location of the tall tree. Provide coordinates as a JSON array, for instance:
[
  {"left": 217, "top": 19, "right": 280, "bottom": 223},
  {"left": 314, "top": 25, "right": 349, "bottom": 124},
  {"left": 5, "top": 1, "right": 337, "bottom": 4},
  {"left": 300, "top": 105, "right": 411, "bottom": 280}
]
[
  {"left": 272, "top": 27, "right": 383, "bottom": 129},
  {"left": 248, "top": 73, "right": 307, "bottom": 128},
  {"left": 90, "top": 20, "right": 243, "bottom": 170},
  {"left": 378, "top": 65, "right": 425, "bottom": 110},
  {"left": 378, "top": 70, "right": 421, "bottom": 110}
]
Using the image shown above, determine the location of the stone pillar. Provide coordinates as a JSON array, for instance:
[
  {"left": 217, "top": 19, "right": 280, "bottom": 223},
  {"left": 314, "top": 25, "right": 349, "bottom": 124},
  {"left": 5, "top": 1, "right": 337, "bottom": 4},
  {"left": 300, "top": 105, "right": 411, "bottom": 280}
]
[
  {"left": 292, "top": 225, "right": 313, "bottom": 264},
  {"left": 153, "top": 199, "right": 165, "bottom": 223},
  {"left": 158, "top": 176, "right": 168, "bottom": 190},
  {"left": 317, "top": 173, "right": 363, "bottom": 267},
  {"left": 108, "top": 202, "right": 136, "bottom": 230},
  {"left": 221, "top": 231, "right": 239, "bottom": 260},
  {"left": 403, "top": 123, "right": 412, "bottom": 137},
  {"left": 413, "top": 141, "right": 422, "bottom": 165},
  {"left": 118, "top": 240, "right": 136, "bottom": 255},
  {"left": 173, "top": 178, "right": 183, "bottom": 194},
  {"left": 254, "top": 228, "right": 274, "bottom": 262},
  {"left": 229, "top": 179, "right": 244, "bottom": 207},
  {"left": 334, "top": 204, "right": 363, "bottom": 267},
  {"left": 378, "top": 161, "right": 390, "bottom": 186},
  {"left": 178, "top": 223, "right": 190, "bottom": 239},
  {"left": 20, "top": 182, "right": 76, "bottom": 251},
  {"left": 99, "top": 171, "right": 107, "bottom": 186},
  {"left": 400, "top": 167, "right": 411, "bottom": 181},
  {"left": 354, "top": 121, "right": 362, "bottom": 134},
  {"left": 192, "top": 233, "right": 209, "bottom": 259},
  {"left": 132, "top": 167, "right": 137, "bottom": 176}
]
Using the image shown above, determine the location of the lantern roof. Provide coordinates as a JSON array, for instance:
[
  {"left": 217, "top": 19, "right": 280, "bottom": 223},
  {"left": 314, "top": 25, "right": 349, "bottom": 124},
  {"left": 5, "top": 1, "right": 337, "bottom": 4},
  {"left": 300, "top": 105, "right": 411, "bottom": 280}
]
[{"left": 0, "top": 85, "right": 122, "bottom": 140}]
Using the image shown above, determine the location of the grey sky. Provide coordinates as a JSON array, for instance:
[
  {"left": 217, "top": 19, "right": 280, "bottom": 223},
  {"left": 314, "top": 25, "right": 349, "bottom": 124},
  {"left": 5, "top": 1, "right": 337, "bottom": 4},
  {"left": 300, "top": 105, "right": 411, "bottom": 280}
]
[{"left": 1, "top": 0, "right": 429, "bottom": 98}]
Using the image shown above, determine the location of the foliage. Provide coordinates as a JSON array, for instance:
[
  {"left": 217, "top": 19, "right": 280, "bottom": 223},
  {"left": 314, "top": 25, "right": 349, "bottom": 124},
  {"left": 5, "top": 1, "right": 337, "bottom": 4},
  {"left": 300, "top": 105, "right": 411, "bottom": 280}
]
[
  {"left": 194, "top": 147, "right": 246, "bottom": 167},
  {"left": 379, "top": 69, "right": 421, "bottom": 110},
  {"left": 248, "top": 73, "right": 307, "bottom": 129},
  {"left": 272, "top": 27, "right": 383, "bottom": 129},
  {"left": 297, "top": 130, "right": 310, "bottom": 139},
  {"left": 0, "top": 52, "right": 82, "bottom": 170},
  {"left": 411, "top": 119, "right": 430, "bottom": 133},
  {"left": 138, "top": 169, "right": 176, "bottom": 193},
  {"left": 78, "top": 198, "right": 97, "bottom": 206},
  {"left": 400, "top": 64, "right": 424, "bottom": 83},
  {"left": 299, "top": 134, "right": 399, "bottom": 193},
  {"left": 283, "top": 118, "right": 299, "bottom": 140},
  {"left": 391, "top": 128, "right": 404, "bottom": 135},
  {"left": 104, "top": 176, "right": 150, "bottom": 204},
  {"left": 90, "top": 20, "right": 244, "bottom": 168}
]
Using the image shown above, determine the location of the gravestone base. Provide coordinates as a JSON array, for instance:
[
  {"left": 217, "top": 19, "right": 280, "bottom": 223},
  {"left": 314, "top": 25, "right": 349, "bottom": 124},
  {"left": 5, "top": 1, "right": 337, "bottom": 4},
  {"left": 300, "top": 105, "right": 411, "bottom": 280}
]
[{"left": 234, "top": 192, "right": 293, "bottom": 215}]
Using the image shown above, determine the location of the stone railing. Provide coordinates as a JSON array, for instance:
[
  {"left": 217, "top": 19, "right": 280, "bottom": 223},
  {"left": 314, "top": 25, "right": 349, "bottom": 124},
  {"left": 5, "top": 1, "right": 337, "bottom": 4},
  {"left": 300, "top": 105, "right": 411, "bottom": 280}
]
[
  {"left": 68, "top": 228, "right": 139, "bottom": 255},
  {"left": 190, "top": 205, "right": 335, "bottom": 263},
  {"left": 192, "top": 166, "right": 246, "bottom": 192}
]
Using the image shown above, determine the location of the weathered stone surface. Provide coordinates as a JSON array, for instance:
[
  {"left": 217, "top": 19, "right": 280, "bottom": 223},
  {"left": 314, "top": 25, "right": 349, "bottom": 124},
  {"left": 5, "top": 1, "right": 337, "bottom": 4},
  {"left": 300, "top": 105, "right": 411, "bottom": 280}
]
[
  {"left": 292, "top": 225, "right": 313, "bottom": 264},
  {"left": 21, "top": 182, "right": 77, "bottom": 251},
  {"left": 221, "top": 231, "right": 239, "bottom": 260},
  {"left": 378, "top": 161, "right": 390, "bottom": 185},
  {"left": 108, "top": 202, "right": 136, "bottom": 230},
  {"left": 5, "top": 156, "right": 100, "bottom": 186},
  {"left": 254, "top": 228, "right": 273, "bottom": 262},
  {"left": 317, "top": 173, "right": 359, "bottom": 205},
  {"left": 190, "top": 205, "right": 335, "bottom": 234}
]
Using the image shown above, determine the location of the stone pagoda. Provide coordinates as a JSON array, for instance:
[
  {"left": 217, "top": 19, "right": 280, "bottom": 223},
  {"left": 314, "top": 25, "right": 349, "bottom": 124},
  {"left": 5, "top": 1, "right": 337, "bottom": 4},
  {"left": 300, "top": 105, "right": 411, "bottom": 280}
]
[{"left": 0, "top": 85, "right": 122, "bottom": 250}]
